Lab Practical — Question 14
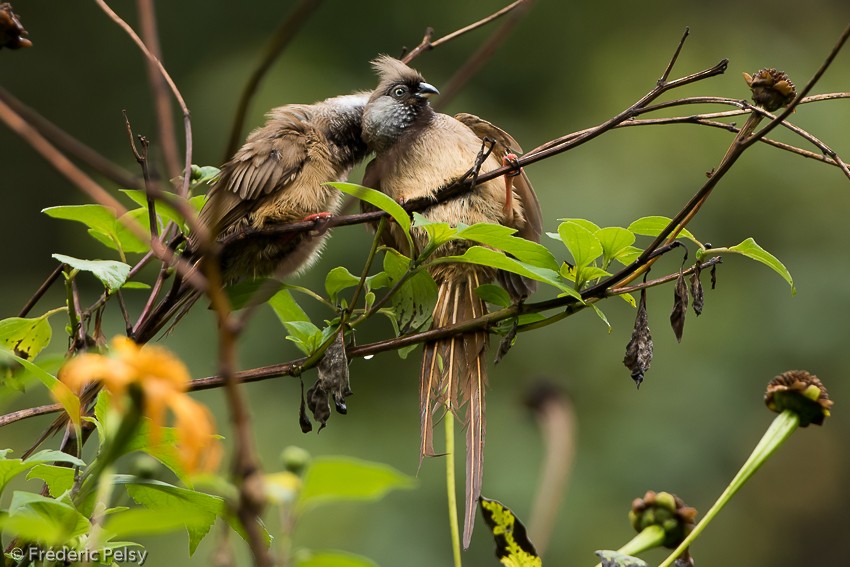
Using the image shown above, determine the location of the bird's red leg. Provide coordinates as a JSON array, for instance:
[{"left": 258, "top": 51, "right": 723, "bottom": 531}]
[
  {"left": 502, "top": 153, "right": 521, "bottom": 220},
  {"left": 302, "top": 211, "right": 333, "bottom": 235}
]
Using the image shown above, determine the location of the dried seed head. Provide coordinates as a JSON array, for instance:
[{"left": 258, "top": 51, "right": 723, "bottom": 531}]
[
  {"left": 765, "top": 370, "right": 832, "bottom": 427},
  {"left": 629, "top": 490, "right": 698, "bottom": 549},
  {"left": 0, "top": 3, "right": 31, "bottom": 49},
  {"left": 743, "top": 68, "right": 796, "bottom": 112}
]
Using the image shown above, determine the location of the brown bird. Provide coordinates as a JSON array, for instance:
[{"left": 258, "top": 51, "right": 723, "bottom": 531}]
[
  {"left": 134, "top": 91, "right": 372, "bottom": 343},
  {"left": 26, "top": 92, "right": 372, "bottom": 458},
  {"left": 361, "top": 56, "right": 542, "bottom": 547}
]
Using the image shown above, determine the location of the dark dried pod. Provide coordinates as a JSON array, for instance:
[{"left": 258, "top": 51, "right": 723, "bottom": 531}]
[
  {"left": 689, "top": 263, "right": 704, "bottom": 316},
  {"left": 494, "top": 323, "right": 517, "bottom": 364},
  {"left": 0, "top": 3, "right": 31, "bottom": 49},
  {"left": 710, "top": 264, "right": 717, "bottom": 289},
  {"left": 317, "top": 331, "right": 352, "bottom": 415},
  {"left": 670, "top": 271, "right": 688, "bottom": 342},
  {"left": 629, "top": 490, "right": 698, "bottom": 549},
  {"left": 306, "top": 381, "right": 331, "bottom": 431},
  {"left": 624, "top": 288, "right": 653, "bottom": 388},
  {"left": 765, "top": 370, "right": 832, "bottom": 427},
  {"left": 298, "top": 379, "right": 312, "bottom": 433},
  {"left": 743, "top": 68, "right": 796, "bottom": 112}
]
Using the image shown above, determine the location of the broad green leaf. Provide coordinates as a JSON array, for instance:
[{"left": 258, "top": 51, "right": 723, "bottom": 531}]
[
  {"left": 412, "top": 213, "right": 458, "bottom": 249},
  {"left": 3, "top": 491, "right": 90, "bottom": 546},
  {"left": 590, "top": 304, "right": 612, "bottom": 332},
  {"left": 475, "top": 284, "right": 512, "bottom": 308},
  {"left": 120, "top": 189, "right": 197, "bottom": 233},
  {"left": 299, "top": 456, "right": 416, "bottom": 512},
  {"left": 269, "top": 288, "right": 311, "bottom": 324},
  {"left": 382, "top": 249, "right": 438, "bottom": 334},
  {"left": 596, "top": 227, "right": 635, "bottom": 268},
  {"left": 226, "top": 278, "right": 283, "bottom": 310},
  {"left": 121, "top": 281, "right": 151, "bottom": 290},
  {"left": 558, "top": 217, "right": 601, "bottom": 233},
  {"left": 43, "top": 204, "right": 117, "bottom": 234},
  {"left": 365, "top": 271, "right": 391, "bottom": 292},
  {"left": 432, "top": 247, "right": 581, "bottom": 300},
  {"left": 283, "top": 321, "right": 324, "bottom": 355},
  {"left": 479, "top": 497, "right": 541, "bottom": 567},
  {"left": 0, "top": 315, "right": 53, "bottom": 361},
  {"left": 53, "top": 253, "right": 131, "bottom": 292},
  {"left": 120, "top": 476, "right": 269, "bottom": 553},
  {"left": 4, "top": 351, "right": 80, "bottom": 431},
  {"left": 109, "top": 208, "right": 151, "bottom": 253},
  {"left": 101, "top": 506, "right": 213, "bottom": 538},
  {"left": 628, "top": 216, "right": 696, "bottom": 242},
  {"left": 728, "top": 237, "right": 795, "bottom": 294},
  {"left": 456, "top": 223, "right": 560, "bottom": 272},
  {"left": 329, "top": 182, "right": 413, "bottom": 251},
  {"left": 615, "top": 245, "right": 643, "bottom": 265},
  {"left": 558, "top": 221, "right": 603, "bottom": 269},
  {"left": 294, "top": 550, "right": 379, "bottom": 567},
  {"left": 325, "top": 266, "right": 360, "bottom": 303},
  {"left": 23, "top": 450, "right": 85, "bottom": 468},
  {"left": 27, "top": 464, "right": 76, "bottom": 497}
]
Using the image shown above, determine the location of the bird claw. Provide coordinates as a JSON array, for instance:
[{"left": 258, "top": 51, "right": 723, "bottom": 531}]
[
  {"left": 502, "top": 153, "right": 521, "bottom": 219},
  {"left": 303, "top": 211, "right": 333, "bottom": 234}
]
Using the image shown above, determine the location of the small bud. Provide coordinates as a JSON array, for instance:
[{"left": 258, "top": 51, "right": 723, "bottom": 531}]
[
  {"left": 629, "top": 491, "right": 697, "bottom": 549},
  {"left": 764, "top": 370, "right": 832, "bottom": 427},
  {"left": 743, "top": 68, "right": 796, "bottom": 112},
  {"left": 280, "top": 445, "right": 311, "bottom": 476}
]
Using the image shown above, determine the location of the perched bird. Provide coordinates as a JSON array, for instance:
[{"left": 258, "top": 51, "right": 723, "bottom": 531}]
[
  {"left": 361, "top": 56, "right": 542, "bottom": 547},
  {"left": 134, "top": 91, "right": 372, "bottom": 343},
  {"left": 26, "top": 92, "right": 372, "bottom": 458}
]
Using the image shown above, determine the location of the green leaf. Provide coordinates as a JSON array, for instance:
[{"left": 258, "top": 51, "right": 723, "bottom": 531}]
[
  {"left": 628, "top": 216, "right": 697, "bottom": 243},
  {"left": 23, "top": 450, "right": 85, "bottom": 468},
  {"left": 412, "top": 213, "right": 458, "bottom": 249},
  {"left": 455, "top": 223, "right": 560, "bottom": 272},
  {"left": 596, "top": 227, "right": 636, "bottom": 268},
  {"left": 0, "top": 314, "right": 53, "bottom": 362},
  {"left": 479, "top": 497, "right": 541, "bottom": 567},
  {"left": 299, "top": 456, "right": 416, "bottom": 512},
  {"left": 190, "top": 164, "right": 221, "bottom": 185},
  {"left": 590, "top": 304, "right": 612, "bottom": 332},
  {"left": 576, "top": 265, "right": 612, "bottom": 289},
  {"left": 4, "top": 351, "right": 80, "bottom": 431},
  {"left": 121, "top": 281, "right": 151, "bottom": 290},
  {"left": 728, "top": 237, "right": 795, "bottom": 294},
  {"left": 101, "top": 506, "right": 213, "bottom": 539},
  {"left": 382, "top": 249, "right": 438, "bottom": 334},
  {"left": 123, "top": 479, "right": 221, "bottom": 555},
  {"left": 26, "top": 464, "right": 76, "bottom": 497},
  {"left": 328, "top": 182, "right": 413, "bottom": 252},
  {"left": 269, "top": 288, "right": 311, "bottom": 324},
  {"left": 120, "top": 189, "right": 197, "bottom": 233},
  {"left": 294, "top": 550, "right": 379, "bottom": 567},
  {"left": 558, "top": 221, "right": 603, "bottom": 269},
  {"left": 475, "top": 284, "right": 512, "bottom": 308},
  {"left": 283, "top": 321, "right": 324, "bottom": 355},
  {"left": 325, "top": 267, "right": 361, "bottom": 304},
  {"left": 431, "top": 247, "right": 581, "bottom": 300},
  {"left": 2, "top": 491, "right": 90, "bottom": 546},
  {"left": 226, "top": 278, "right": 283, "bottom": 310},
  {"left": 43, "top": 204, "right": 118, "bottom": 234},
  {"left": 53, "top": 253, "right": 131, "bottom": 292},
  {"left": 615, "top": 245, "right": 643, "bottom": 265},
  {"left": 558, "top": 217, "right": 601, "bottom": 233}
]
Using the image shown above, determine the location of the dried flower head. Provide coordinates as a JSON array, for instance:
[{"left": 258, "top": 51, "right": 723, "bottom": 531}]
[
  {"left": 742, "top": 68, "right": 796, "bottom": 112},
  {"left": 629, "top": 490, "right": 698, "bottom": 549},
  {"left": 58, "top": 336, "right": 221, "bottom": 473},
  {"left": 765, "top": 370, "right": 832, "bottom": 427},
  {"left": 0, "top": 3, "right": 32, "bottom": 49}
]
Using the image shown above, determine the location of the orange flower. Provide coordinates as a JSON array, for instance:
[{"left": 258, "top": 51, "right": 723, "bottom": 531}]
[{"left": 58, "top": 337, "right": 221, "bottom": 473}]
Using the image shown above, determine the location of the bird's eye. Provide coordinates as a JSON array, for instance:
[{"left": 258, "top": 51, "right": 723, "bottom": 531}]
[{"left": 391, "top": 85, "right": 408, "bottom": 99}]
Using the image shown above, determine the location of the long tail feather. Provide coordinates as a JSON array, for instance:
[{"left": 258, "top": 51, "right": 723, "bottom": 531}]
[{"left": 420, "top": 269, "right": 489, "bottom": 548}]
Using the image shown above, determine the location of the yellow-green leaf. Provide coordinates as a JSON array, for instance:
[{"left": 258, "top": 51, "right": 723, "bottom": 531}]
[
  {"left": 479, "top": 497, "right": 541, "bottom": 567},
  {"left": 728, "top": 237, "right": 795, "bottom": 294}
]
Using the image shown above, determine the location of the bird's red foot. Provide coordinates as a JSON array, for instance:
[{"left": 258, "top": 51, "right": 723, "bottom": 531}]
[
  {"left": 303, "top": 211, "right": 333, "bottom": 234},
  {"left": 502, "top": 153, "right": 521, "bottom": 219},
  {"left": 303, "top": 211, "right": 333, "bottom": 222}
]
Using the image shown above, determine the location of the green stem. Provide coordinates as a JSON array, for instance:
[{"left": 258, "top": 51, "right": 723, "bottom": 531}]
[
  {"left": 348, "top": 218, "right": 386, "bottom": 312},
  {"left": 445, "top": 409, "right": 463, "bottom": 567},
  {"left": 658, "top": 409, "right": 799, "bottom": 567},
  {"left": 593, "top": 525, "right": 666, "bottom": 567}
]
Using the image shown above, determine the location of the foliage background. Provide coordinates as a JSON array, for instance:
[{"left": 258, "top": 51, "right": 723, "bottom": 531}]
[{"left": 1, "top": 0, "right": 849, "bottom": 565}]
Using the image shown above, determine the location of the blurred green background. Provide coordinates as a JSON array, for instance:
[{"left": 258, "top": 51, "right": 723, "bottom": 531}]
[{"left": 2, "top": 0, "right": 849, "bottom": 565}]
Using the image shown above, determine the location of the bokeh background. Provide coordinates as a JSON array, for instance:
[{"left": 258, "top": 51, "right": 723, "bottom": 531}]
[{"left": 2, "top": 1, "right": 849, "bottom": 565}]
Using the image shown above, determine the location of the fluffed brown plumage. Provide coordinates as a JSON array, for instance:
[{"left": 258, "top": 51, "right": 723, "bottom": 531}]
[
  {"left": 25, "top": 92, "right": 371, "bottom": 459},
  {"left": 361, "top": 55, "right": 543, "bottom": 547}
]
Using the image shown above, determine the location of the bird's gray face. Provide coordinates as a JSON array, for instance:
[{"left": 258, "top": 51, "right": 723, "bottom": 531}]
[{"left": 363, "top": 80, "right": 439, "bottom": 151}]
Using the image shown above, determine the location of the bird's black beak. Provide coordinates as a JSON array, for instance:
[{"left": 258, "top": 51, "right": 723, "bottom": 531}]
[{"left": 416, "top": 82, "right": 439, "bottom": 99}]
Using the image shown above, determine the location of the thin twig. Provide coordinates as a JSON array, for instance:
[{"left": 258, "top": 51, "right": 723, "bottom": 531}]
[
  {"left": 18, "top": 265, "right": 64, "bottom": 318},
  {"left": 433, "top": 0, "right": 532, "bottom": 110},
  {"left": 0, "top": 87, "right": 142, "bottom": 190},
  {"left": 402, "top": 0, "right": 531, "bottom": 64},
  {"left": 136, "top": 0, "right": 181, "bottom": 182},
  {"left": 94, "top": 0, "right": 194, "bottom": 199},
  {"left": 224, "top": 0, "right": 323, "bottom": 160}
]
